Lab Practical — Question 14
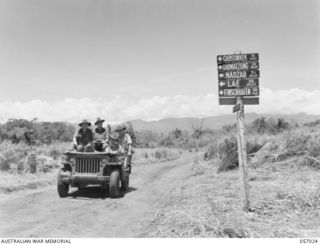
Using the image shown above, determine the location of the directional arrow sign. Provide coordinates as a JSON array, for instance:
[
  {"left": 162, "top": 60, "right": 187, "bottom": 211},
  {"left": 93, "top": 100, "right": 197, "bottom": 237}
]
[
  {"left": 218, "top": 61, "right": 259, "bottom": 71},
  {"left": 217, "top": 53, "right": 259, "bottom": 64},
  {"left": 219, "top": 87, "right": 259, "bottom": 97},
  {"left": 218, "top": 70, "right": 260, "bottom": 80},
  {"left": 218, "top": 79, "right": 259, "bottom": 88}
]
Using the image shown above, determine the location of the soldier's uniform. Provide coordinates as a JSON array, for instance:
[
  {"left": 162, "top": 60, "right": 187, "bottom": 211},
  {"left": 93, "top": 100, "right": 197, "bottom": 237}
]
[{"left": 94, "top": 127, "right": 107, "bottom": 141}]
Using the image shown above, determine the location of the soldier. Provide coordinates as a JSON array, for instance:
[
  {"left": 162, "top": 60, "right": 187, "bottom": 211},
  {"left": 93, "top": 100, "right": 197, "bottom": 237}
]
[
  {"left": 93, "top": 117, "right": 107, "bottom": 152},
  {"left": 115, "top": 124, "right": 133, "bottom": 172},
  {"left": 104, "top": 132, "right": 125, "bottom": 155},
  {"left": 73, "top": 119, "right": 94, "bottom": 152}
]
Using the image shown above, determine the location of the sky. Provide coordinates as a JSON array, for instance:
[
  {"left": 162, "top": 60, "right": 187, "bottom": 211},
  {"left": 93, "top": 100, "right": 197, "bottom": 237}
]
[{"left": 0, "top": 0, "right": 319, "bottom": 122}]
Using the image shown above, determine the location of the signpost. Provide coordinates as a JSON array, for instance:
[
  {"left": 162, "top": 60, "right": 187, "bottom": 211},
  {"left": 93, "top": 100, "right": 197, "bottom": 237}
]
[{"left": 217, "top": 52, "right": 260, "bottom": 211}]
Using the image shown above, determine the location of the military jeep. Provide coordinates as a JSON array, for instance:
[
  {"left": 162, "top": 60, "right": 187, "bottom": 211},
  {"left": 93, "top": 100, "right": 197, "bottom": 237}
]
[{"left": 57, "top": 151, "right": 130, "bottom": 198}]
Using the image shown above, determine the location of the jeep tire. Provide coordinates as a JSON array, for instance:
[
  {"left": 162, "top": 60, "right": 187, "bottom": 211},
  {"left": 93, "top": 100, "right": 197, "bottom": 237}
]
[
  {"left": 120, "top": 175, "right": 129, "bottom": 192},
  {"left": 109, "top": 169, "right": 120, "bottom": 198},
  {"left": 57, "top": 169, "right": 69, "bottom": 198}
]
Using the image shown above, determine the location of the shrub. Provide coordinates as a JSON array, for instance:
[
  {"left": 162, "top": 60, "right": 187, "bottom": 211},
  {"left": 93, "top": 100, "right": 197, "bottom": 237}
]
[
  {"left": 154, "top": 150, "right": 163, "bottom": 159},
  {"left": 27, "top": 153, "right": 37, "bottom": 174},
  {"left": 0, "top": 141, "right": 29, "bottom": 172},
  {"left": 203, "top": 134, "right": 239, "bottom": 172},
  {"left": 0, "top": 153, "right": 10, "bottom": 171},
  {"left": 48, "top": 147, "right": 61, "bottom": 160},
  {"left": 249, "top": 117, "right": 291, "bottom": 134},
  {"left": 204, "top": 134, "right": 263, "bottom": 172},
  {"left": 250, "top": 127, "right": 320, "bottom": 169}
]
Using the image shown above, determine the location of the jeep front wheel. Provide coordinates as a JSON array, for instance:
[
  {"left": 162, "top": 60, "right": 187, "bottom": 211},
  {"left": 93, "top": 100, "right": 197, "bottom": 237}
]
[
  {"left": 57, "top": 169, "right": 69, "bottom": 198},
  {"left": 121, "top": 175, "right": 129, "bottom": 192},
  {"left": 109, "top": 169, "right": 120, "bottom": 198}
]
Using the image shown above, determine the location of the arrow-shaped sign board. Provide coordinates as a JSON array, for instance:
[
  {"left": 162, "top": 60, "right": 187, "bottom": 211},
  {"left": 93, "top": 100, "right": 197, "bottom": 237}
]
[
  {"left": 218, "top": 79, "right": 259, "bottom": 88},
  {"left": 219, "top": 87, "right": 259, "bottom": 97},
  {"left": 218, "top": 70, "right": 260, "bottom": 80},
  {"left": 217, "top": 61, "right": 259, "bottom": 71},
  {"left": 217, "top": 53, "right": 259, "bottom": 64}
]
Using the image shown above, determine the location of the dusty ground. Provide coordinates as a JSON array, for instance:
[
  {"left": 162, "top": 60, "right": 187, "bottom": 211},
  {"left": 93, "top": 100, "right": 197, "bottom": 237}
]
[{"left": 0, "top": 152, "right": 193, "bottom": 238}]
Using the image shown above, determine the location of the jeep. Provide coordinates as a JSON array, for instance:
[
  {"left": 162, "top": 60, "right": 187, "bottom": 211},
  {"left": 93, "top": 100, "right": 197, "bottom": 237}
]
[{"left": 57, "top": 151, "right": 130, "bottom": 198}]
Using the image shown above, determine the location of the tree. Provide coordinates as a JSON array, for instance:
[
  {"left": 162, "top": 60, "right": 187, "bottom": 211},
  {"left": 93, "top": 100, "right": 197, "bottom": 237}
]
[
  {"left": 170, "top": 128, "right": 182, "bottom": 139},
  {"left": 190, "top": 119, "right": 206, "bottom": 139}
]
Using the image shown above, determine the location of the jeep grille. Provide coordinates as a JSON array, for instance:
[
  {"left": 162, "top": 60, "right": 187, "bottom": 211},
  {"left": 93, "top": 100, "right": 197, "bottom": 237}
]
[{"left": 75, "top": 157, "right": 101, "bottom": 173}]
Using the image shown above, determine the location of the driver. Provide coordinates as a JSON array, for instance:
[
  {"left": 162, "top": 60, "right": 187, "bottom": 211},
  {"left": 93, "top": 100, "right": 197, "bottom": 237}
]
[
  {"left": 104, "top": 132, "right": 125, "bottom": 155},
  {"left": 93, "top": 117, "right": 107, "bottom": 151}
]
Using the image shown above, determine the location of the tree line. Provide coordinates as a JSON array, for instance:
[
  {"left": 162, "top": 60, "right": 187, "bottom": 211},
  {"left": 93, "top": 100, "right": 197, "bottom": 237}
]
[
  {"left": 0, "top": 119, "right": 75, "bottom": 144},
  {"left": 0, "top": 117, "right": 299, "bottom": 147}
]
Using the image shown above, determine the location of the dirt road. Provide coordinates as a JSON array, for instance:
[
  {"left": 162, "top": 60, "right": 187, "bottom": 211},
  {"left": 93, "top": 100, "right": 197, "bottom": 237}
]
[{"left": 0, "top": 152, "right": 193, "bottom": 237}]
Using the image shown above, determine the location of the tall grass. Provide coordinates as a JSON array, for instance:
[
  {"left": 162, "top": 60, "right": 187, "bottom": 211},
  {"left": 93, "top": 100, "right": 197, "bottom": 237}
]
[
  {"left": 0, "top": 141, "right": 71, "bottom": 194},
  {"left": 204, "top": 133, "right": 263, "bottom": 172},
  {"left": 250, "top": 127, "right": 320, "bottom": 169},
  {"left": 133, "top": 148, "right": 181, "bottom": 165},
  {"left": 204, "top": 126, "right": 320, "bottom": 171},
  {"left": 0, "top": 140, "right": 70, "bottom": 173}
]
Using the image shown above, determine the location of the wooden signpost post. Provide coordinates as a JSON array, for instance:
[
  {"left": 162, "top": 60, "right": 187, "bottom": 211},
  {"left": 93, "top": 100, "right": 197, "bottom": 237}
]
[{"left": 217, "top": 52, "right": 260, "bottom": 211}]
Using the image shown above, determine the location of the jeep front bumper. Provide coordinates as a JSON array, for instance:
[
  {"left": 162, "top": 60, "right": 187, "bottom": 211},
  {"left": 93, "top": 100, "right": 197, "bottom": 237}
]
[{"left": 60, "top": 172, "right": 109, "bottom": 185}]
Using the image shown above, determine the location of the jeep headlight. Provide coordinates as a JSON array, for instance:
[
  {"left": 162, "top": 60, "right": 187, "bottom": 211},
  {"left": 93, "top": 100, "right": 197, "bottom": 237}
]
[
  {"left": 100, "top": 158, "right": 107, "bottom": 169},
  {"left": 70, "top": 157, "right": 76, "bottom": 166}
]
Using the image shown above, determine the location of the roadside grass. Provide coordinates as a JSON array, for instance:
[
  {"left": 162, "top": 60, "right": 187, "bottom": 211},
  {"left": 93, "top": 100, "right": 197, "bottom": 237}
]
[
  {"left": 133, "top": 148, "right": 182, "bottom": 165},
  {"left": 144, "top": 160, "right": 320, "bottom": 238},
  {"left": 144, "top": 126, "right": 320, "bottom": 238},
  {"left": 0, "top": 170, "right": 58, "bottom": 195},
  {"left": 250, "top": 127, "right": 320, "bottom": 169},
  {"left": 204, "top": 126, "right": 320, "bottom": 172},
  {"left": 0, "top": 141, "right": 70, "bottom": 195}
]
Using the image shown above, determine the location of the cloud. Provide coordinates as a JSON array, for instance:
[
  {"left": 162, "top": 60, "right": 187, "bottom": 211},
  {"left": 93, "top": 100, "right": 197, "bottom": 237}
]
[{"left": 0, "top": 88, "right": 319, "bottom": 123}]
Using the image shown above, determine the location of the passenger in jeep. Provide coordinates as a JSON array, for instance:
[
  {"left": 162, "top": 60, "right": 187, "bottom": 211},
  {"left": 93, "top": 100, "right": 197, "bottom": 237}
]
[
  {"left": 115, "top": 124, "right": 133, "bottom": 173},
  {"left": 93, "top": 117, "right": 108, "bottom": 152},
  {"left": 73, "top": 119, "right": 94, "bottom": 152}
]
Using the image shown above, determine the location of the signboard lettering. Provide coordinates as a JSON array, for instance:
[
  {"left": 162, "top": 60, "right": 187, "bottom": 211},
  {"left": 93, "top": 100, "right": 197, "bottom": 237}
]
[
  {"left": 218, "top": 62, "right": 259, "bottom": 71},
  {"left": 217, "top": 53, "right": 259, "bottom": 64},
  {"left": 218, "top": 79, "right": 259, "bottom": 88},
  {"left": 219, "top": 87, "right": 259, "bottom": 97},
  {"left": 218, "top": 70, "right": 260, "bottom": 80}
]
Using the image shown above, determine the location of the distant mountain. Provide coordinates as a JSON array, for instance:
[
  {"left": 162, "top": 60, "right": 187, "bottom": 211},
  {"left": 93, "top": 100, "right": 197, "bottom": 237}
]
[{"left": 127, "top": 113, "right": 320, "bottom": 134}]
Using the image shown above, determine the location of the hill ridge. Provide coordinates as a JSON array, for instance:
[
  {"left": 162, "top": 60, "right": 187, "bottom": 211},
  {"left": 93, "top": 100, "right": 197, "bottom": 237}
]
[{"left": 127, "top": 113, "right": 320, "bottom": 133}]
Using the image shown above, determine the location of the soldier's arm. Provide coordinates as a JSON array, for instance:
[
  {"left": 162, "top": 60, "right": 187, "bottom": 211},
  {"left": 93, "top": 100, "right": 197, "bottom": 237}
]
[
  {"left": 128, "top": 145, "right": 132, "bottom": 156},
  {"left": 126, "top": 134, "right": 133, "bottom": 155},
  {"left": 72, "top": 131, "right": 79, "bottom": 145}
]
